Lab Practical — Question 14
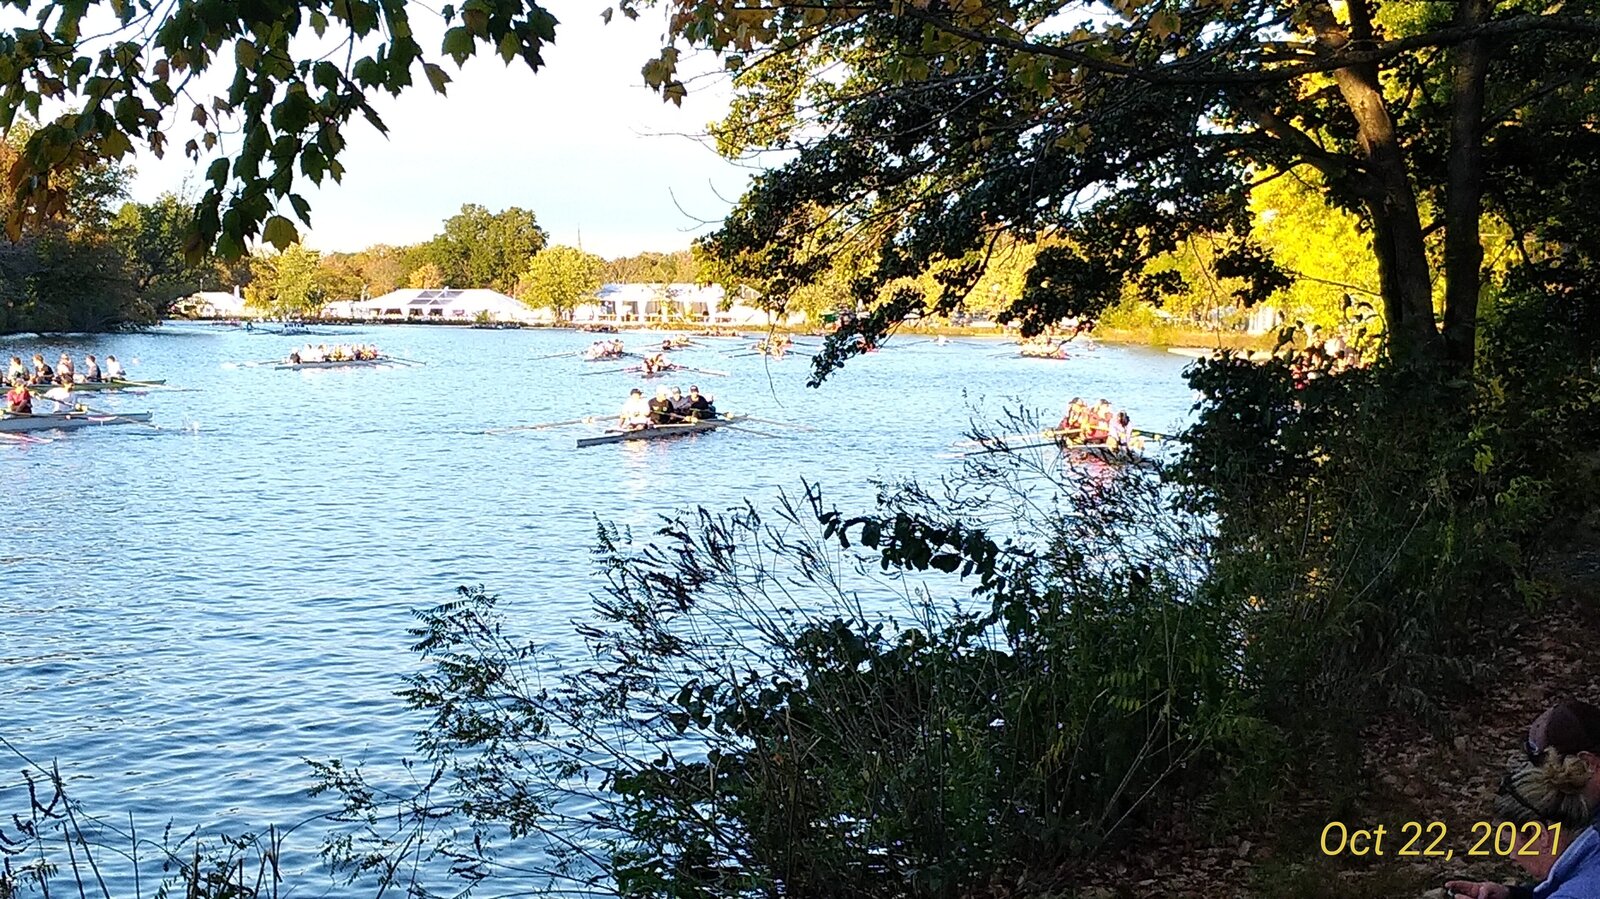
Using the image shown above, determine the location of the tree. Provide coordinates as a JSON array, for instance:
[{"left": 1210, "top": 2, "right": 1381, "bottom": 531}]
[
  {"left": 0, "top": 1, "right": 560, "bottom": 260},
  {"left": 516, "top": 245, "right": 604, "bottom": 319},
  {"left": 665, "top": 0, "right": 1600, "bottom": 379},
  {"left": 246, "top": 244, "right": 326, "bottom": 317},
  {"left": 603, "top": 249, "right": 696, "bottom": 284},
  {"left": 408, "top": 262, "right": 445, "bottom": 290},
  {"left": 110, "top": 194, "right": 219, "bottom": 312},
  {"left": 421, "top": 204, "right": 547, "bottom": 290}
]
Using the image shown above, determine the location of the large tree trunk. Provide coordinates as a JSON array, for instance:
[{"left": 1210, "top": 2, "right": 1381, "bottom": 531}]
[
  {"left": 1313, "top": 0, "right": 1446, "bottom": 367},
  {"left": 1442, "top": 0, "right": 1493, "bottom": 374}
]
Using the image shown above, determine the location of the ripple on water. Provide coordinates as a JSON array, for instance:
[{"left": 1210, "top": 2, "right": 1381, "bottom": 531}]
[{"left": 0, "top": 325, "right": 1195, "bottom": 888}]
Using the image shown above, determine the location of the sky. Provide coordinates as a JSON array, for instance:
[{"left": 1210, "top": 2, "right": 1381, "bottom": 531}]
[{"left": 122, "top": 1, "right": 760, "bottom": 259}]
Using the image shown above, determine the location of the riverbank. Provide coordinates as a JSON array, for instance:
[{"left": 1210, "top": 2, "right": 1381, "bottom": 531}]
[{"left": 1046, "top": 530, "right": 1600, "bottom": 899}]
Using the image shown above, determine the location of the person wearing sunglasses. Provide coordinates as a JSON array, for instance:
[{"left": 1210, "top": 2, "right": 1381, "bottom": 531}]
[{"left": 1445, "top": 701, "right": 1600, "bottom": 899}]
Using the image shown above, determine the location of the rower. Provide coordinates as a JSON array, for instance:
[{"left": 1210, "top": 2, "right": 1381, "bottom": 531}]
[
  {"left": 647, "top": 386, "right": 673, "bottom": 424},
  {"left": 41, "top": 381, "right": 79, "bottom": 414},
  {"left": 103, "top": 355, "right": 125, "bottom": 380},
  {"left": 30, "top": 354, "right": 52, "bottom": 384},
  {"left": 643, "top": 353, "right": 668, "bottom": 375},
  {"left": 82, "top": 354, "right": 103, "bottom": 383},
  {"left": 1057, "top": 397, "right": 1087, "bottom": 439},
  {"left": 686, "top": 385, "right": 716, "bottom": 419},
  {"left": 618, "top": 388, "right": 651, "bottom": 430},
  {"left": 1108, "top": 411, "right": 1144, "bottom": 452},
  {"left": 4, "top": 379, "right": 31, "bottom": 414},
  {"left": 1086, "top": 399, "right": 1114, "bottom": 444},
  {"left": 56, "top": 353, "right": 74, "bottom": 383},
  {"left": 668, "top": 386, "right": 691, "bottom": 421},
  {"left": 6, "top": 357, "right": 24, "bottom": 384}
]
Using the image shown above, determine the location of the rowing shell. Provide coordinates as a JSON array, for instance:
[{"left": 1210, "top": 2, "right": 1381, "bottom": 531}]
[
  {"left": 272, "top": 358, "right": 390, "bottom": 370},
  {"left": 0, "top": 411, "right": 153, "bottom": 433},
  {"left": 27, "top": 379, "right": 166, "bottom": 392},
  {"left": 576, "top": 415, "right": 745, "bottom": 448}
]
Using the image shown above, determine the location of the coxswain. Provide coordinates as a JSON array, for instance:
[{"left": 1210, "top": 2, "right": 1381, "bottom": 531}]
[
  {"left": 685, "top": 385, "right": 717, "bottom": 419},
  {"left": 288, "top": 350, "right": 302, "bottom": 364},
  {"left": 30, "top": 354, "right": 52, "bottom": 384},
  {"left": 6, "top": 356, "right": 25, "bottom": 384},
  {"left": 643, "top": 353, "right": 669, "bottom": 376},
  {"left": 618, "top": 388, "right": 651, "bottom": 430},
  {"left": 56, "top": 354, "right": 75, "bottom": 382},
  {"left": 668, "top": 386, "right": 691, "bottom": 422},
  {"left": 41, "top": 381, "right": 78, "bottom": 413},
  {"left": 82, "top": 354, "right": 104, "bottom": 382},
  {"left": 1086, "top": 399, "right": 1114, "bottom": 444},
  {"left": 647, "top": 386, "right": 674, "bottom": 424},
  {"left": 4, "top": 379, "right": 31, "bottom": 414},
  {"left": 103, "top": 355, "right": 125, "bottom": 380}
]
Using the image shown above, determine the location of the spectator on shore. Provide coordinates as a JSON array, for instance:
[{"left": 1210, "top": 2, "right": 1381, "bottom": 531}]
[{"left": 1444, "top": 701, "right": 1600, "bottom": 899}]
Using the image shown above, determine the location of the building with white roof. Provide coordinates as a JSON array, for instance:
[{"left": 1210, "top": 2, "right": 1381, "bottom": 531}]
[
  {"left": 173, "top": 287, "right": 253, "bottom": 319},
  {"left": 326, "top": 288, "right": 551, "bottom": 324},
  {"left": 576, "top": 283, "right": 801, "bottom": 326}
]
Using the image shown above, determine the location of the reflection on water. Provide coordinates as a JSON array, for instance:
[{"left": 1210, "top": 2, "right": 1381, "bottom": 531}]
[{"left": 0, "top": 323, "right": 1195, "bottom": 883}]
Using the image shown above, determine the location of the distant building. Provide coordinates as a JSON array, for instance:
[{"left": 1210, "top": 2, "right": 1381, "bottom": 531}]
[
  {"left": 578, "top": 283, "right": 801, "bottom": 325},
  {"left": 174, "top": 286, "right": 252, "bottom": 319},
  {"left": 325, "top": 288, "right": 551, "bottom": 324}
]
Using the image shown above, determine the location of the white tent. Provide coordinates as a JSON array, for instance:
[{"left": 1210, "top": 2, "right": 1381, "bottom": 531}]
[
  {"left": 580, "top": 283, "right": 799, "bottom": 325},
  {"left": 334, "top": 288, "right": 550, "bottom": 324},
  {"left": 174, "top": 288, "right": 253, "bottom": 319}
]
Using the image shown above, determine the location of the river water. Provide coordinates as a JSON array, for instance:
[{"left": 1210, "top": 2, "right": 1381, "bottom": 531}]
[{"left": 0, "top": 323, "right": 1193, "bottom": 892}]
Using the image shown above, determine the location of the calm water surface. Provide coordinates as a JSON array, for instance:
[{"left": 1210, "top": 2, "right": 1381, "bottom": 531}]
[{"left": 0, "top": 324, "right": 1194, "bottom": 888}]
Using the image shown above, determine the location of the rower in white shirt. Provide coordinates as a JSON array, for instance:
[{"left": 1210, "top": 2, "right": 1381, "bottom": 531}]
[
  {"left": 103, "top": 355, "right": 125, "bottom": 380},
  {"left": 618, "top": 388, "right": 651, "bottom": 430},
  {"left": 41, "top": 382, "right": 81, "bottom": 414}
]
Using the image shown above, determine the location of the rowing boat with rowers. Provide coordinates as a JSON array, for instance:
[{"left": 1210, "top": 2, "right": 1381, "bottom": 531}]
[
  {"left": 273, "top": 358, "right": 391, "bottom": 370},
  {"left": 0, "top": 411, "right": 154, "bottom": 433},
  {"left": 576, "top": 414, "right": 746, "bottom": 448}
]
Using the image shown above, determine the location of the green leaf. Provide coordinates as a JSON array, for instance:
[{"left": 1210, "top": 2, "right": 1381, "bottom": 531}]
[
  {"left": 442, "top": 27, "right": 474, "bottom": 63},
  {"left": 423, "top": 62, "right": 450, "bottom": 94},
  {"left": 262, "top": 214, "right": 298, "bottom": 249}
]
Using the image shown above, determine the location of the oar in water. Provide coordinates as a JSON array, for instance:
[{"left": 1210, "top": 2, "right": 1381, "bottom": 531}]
[
  {"left": 582, "top": 366, "right": 640, "bottom": 376},
  {"left": 718, "top": 422, "right": 788, "bottom": 439},
  {"left": 672, "top": 365, "right": 729, "bottom": 377},
  {"left": 740, "top": 416, "right": 817, "bottom": 432},
  {"left": 484, "top": 415, "right": 605, "bottom": 436},
  {"left": 532, "top": 350, "right": 582, "bottom": 360},
  {"left": 383, "top": 355, "right": 427, "bottom": 366},
  {"left": 73, "top": 401, "right": 161, "bottom": 431}
]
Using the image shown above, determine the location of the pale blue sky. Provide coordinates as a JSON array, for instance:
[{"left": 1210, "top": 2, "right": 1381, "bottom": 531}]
[{"left": 125, "top": 1, "right": 757, "bottom": 258}]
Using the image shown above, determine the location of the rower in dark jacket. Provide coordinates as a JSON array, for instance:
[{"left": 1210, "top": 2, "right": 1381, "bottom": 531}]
[
  {"left": 686, "top": 385, "right": 717, "bottom": 418},
  {"left": 647, "top": 386, "right": 675, "bottom": 424}
]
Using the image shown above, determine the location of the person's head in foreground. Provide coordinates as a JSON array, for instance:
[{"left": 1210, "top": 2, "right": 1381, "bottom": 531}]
[
  {"left": 1444, "top": 701, "right": 1600, "bottom": 899},
  {"left": 1495, "top": 751, "right": 1594, "bottom": 883}
]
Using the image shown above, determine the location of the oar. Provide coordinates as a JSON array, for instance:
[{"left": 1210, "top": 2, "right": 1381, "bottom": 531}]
[
  {"left": 1133, "top": 428, "right": 1175, "bottom": 441},
  {"left": 382, "top": 355, "right": 426, "bottom": 366},
  {"left": 72, "top": 402, "right": 162, "bottom": 431},
  {"left": 582, "top": 366, "right": 639, "bottom": 376},
  {"left": 484, "top": 415, "right": 604, "bottom": 436},
  {"left": 672, "top": 366, "right": 729, "bottom": 377},
  {"left": 740, "top": 416, "right": 817, "bottom": 432},
  {"left": 532, "top": 350, "right": 582, "bottom": 360},
  {"left": 718, "top": 423, "right": 788, "bottom": 439}
]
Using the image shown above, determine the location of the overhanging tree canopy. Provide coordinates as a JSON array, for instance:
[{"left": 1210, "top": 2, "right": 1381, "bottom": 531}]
[
  {"left": 0, "top": 0, "right": 558, "bottom": 260},
  {"left": 654, "top": 0, "right": 1600, "bottom": 377}
]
